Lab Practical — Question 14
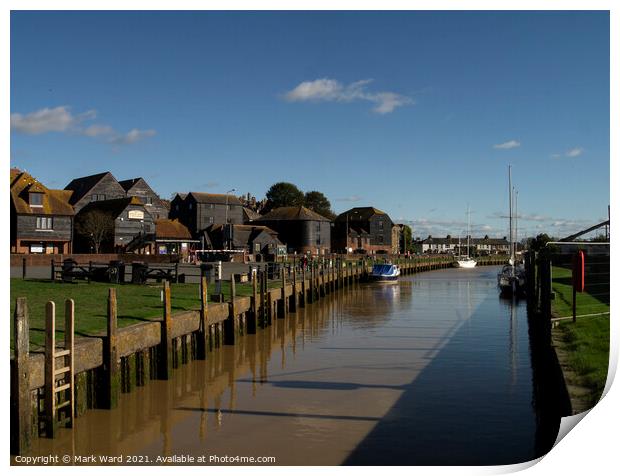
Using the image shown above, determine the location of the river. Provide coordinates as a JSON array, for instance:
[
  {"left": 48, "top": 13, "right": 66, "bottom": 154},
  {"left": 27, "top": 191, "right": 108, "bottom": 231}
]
[{"left": 26, "top": 265, "right": 557, "bottom": 465}]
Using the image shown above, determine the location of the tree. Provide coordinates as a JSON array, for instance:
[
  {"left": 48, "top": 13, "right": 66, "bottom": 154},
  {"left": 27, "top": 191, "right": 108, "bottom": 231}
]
[
  {"left": 402, "top": 225, "right": 415, "bottom": 253},
  {"left": 264, "top": 182, "right": 304, "bottom": 213},
  {"left": 75, "top": 210, "right": 114, "bottom": 253},
  {"left": 304, "top": 191, "right": 335, "bottom": 219}
]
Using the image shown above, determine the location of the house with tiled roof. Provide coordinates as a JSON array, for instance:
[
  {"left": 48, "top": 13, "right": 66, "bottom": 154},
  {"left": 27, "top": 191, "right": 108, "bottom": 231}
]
[
  {"left": 169, "top": 192, "right": 243, "bottom": 235},
  {"left": 10, "top": 169, "right": 75, "bottom": 254},
  {"left": 253, "top": 205, "right": 331, "bottom": 255},
  {"left": 202, "top": 223, "right": 284, "bottom": 258},
  {"left": 332, "top": 207, "right": 394, "bottom": 254}
]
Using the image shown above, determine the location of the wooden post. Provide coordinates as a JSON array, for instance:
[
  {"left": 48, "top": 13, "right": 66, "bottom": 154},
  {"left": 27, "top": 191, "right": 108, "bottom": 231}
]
[
  {"left": 44, "top": 301, "right": 57, "bottom": 437},
  {"left": 249, "top": 270, "right": 258, "bottom": 333},
  {"left": 64, "top": 299, "right": 75, "bottom": 426},
  {"left": 259, "top": 271, "right": 266, "bottom": 327},
  {"left": 300, "top": 267, "right": 306, "bottom": 307},
  {"left": 197, "top": 276, "right": 208, "bottom": 359},
  {"left": 22, "top": 257, "right": 27, "bottom": 280},
  {"left": 11, "top": 298, "right": 32, "bottom": 454},
  {"left": 279, "top": 269, "right": 287, "bottom": 318},
  {"left": 104, "top": 288, "right": 120, "bottom": 407},
  {"left": 159, "top": 281, "right": 173, "bottom": 379},
  {"left": 225, "top": 274, "right": 238, "bottom": 344},
  {"left": 50, "top": 259, "right": 55, "bottom": 281},
  {"left": 290, "top": 267, "right": 297, "bottom": 312}
]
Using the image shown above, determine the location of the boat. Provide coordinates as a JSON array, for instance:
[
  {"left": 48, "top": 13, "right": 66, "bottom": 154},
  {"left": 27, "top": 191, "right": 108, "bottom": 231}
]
[
  {"left": 498, "top": 165, "right": 526, "bottom": 296},
  {"left": 456, "top": 205, "right": 477, "bottom": 268},
  {"left": 370, "top": 263, "right": 401, "bottom": 281}
]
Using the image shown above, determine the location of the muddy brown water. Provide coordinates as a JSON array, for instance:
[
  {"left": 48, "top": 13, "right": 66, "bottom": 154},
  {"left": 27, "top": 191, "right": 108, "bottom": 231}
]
[{"left": 23, "top": 266, "right": 555, "bottom": 465}]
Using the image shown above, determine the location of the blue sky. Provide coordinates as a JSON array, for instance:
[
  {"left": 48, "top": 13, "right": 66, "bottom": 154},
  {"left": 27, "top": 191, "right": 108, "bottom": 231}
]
[{"left": 10, "top": 11, "right": 610, "bottom": 239}]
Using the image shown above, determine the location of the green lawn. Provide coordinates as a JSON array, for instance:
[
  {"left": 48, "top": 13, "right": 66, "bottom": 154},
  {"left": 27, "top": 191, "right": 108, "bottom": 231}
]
[
  {"left": 10, "top": 278, "right": 278, "bottom": 352},
  {"left": 555, "top": 316, "right": 610, "bottom": 408},
  {"left": 551, "top": 266, "right": 609, "bottom": 318}
]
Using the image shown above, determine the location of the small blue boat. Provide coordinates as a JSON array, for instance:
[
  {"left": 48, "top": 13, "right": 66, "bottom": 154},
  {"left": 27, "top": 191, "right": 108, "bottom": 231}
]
[{"left": 370, "top": 263, "right": 401, "bottom": 281}]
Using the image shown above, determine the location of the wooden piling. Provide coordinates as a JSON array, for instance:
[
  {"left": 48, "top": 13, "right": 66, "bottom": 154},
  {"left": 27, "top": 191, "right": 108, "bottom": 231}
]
[
  {"left": 159, "top": 281, "right": 173, "bottom": 379},
  {"left": 290, "top": 267, "right": 298, "bottom": 312},
  {"left": 225, "top": 275, "right": 238, "bottom": 345},
  {"left": 300, "top": 267, "right": 306, "bottom": 307},
  {"left": 44, "top": 302, "right": 57, "bottom": 437},
  {"left": 11, "top": 298, "right": 32, "bottom": 454},
  {"left": 103, "top": 289, "right": 120, "bottom": 408},
  {"left": 249, "top": 270, "right": 258, "bottom": 333},
  {"left": 278, "top": 270, "right": 288, "bottom": 319},
  {"left": 197, "top": 276, "right": 209, "bottom": 359}
]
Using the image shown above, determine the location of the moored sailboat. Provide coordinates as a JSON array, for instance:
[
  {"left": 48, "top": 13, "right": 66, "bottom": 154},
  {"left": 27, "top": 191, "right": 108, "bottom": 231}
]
[
  {"left": 498, "top": 165, "right": 525, "bottom": 295},
  {"left": 456, "top": 205, "right": 477, "bottom": 268}
]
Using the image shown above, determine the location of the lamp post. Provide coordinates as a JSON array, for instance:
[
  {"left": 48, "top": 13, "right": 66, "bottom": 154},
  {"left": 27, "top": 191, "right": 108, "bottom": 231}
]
[{"left": 225, "top": 188, "right": 236, "bottom": 250}]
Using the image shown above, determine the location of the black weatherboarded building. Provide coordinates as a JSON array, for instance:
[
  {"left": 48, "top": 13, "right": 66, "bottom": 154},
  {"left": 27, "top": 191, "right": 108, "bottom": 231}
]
[
  {"left": 253, "top": 206, "right": 331, "bottom": 255},
  {"left": 169, "top": 192, "right": 244, "bottom": 236}
]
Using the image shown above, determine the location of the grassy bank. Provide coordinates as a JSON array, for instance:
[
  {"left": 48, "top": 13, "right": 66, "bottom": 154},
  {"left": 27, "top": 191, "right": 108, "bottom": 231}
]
[
  {"left": 10, "top": 278, "right": 278, "bottom": 351},
  {"left": 553, "top": 316, "right": 609, "bottom": 410},
  {"left": 551, "top": 266, "right": 609, "bottom": 318}
]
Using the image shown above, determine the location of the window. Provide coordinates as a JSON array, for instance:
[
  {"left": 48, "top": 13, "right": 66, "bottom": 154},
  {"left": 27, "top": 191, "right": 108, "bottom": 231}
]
[
  {"left": 378, "top": 235, "right": 384, "bottom": 244},
  {"left": 36, "top": 216, "right": 53, "bottom": 230},
  {"left": 145, "top": 197, "right": 153, "bottom": 205},
  {"left": 255, "top": 243, "right": 261, "bottom": 253},
  {"left": 378, "top": 220, "right": 384, "bottom": 230},
  {"left": 209, "top": 217, "right": 214, "bottom": 224},
  {"left": 29, "top": 193, "right": 43, "bottom": 206},
  {"left": 90, "top": 194, "right": 106, "bottom": 202},
  {"left": 210, "top": 204, "right": 215, "bottom": 209},
  {"left": 189, "top": 202, "right": 193, "bottom": 210}
]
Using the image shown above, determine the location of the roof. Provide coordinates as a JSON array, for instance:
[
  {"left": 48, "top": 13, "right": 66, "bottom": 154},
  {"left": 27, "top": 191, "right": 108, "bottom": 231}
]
[
  {"left": 77, "top": 196, "right": 144, "bottom": 218},
  {"left": 256, "top": 205, "right": 331, "bottom": 222},
  {"left": 64, "top": 171, "right": 115, "bottom": 205},
  {"left": 335, "top": 207, "right": 389, "bottom": 223},
  {"left": 188, "top": 192, "right": 241, "bottom": 205},
  {"left": 155, "top": 219, "right": 192, "bottom": 240},
  {"left": 243, "top": 207, "right": 262, "bottom": 221},
  {"left": 10, "top": 170, "right": 74, "bottom": 216},
  {"left": 421, "top": 237, "right": 509, "bottom": 245},
  {"left": 203, "top": 224, "right": 282, "bottom": 248},
  {"left": 118, "top": 177, "right": 143, "bottom": 192}
]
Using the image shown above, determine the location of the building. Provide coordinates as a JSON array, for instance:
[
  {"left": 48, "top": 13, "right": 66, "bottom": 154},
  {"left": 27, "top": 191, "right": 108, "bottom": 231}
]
[
  {"left": 65, "top": 172, "right": 167, "bottom": 218},
  {"left": 169, "top": 192, "right": 243, "bottom": 236},
  {"left": 11, "top": 169, "right": 74, "bottom": 254},
  {"left": 420, "top": 235, "right": 510, "bottom": 255},
  {"left": 203, "top": 224, "right": 284, "bottom": 259},
  {"left": 64, "top": 172, "right": 126, "bottom": 213},
  {"left": 332, "top": 207, "right": 394, "bottom": 254},
  {"left": 151, "top": 219, "right": 199, "bottom": 257},
  {"left": 253, "top": 206, "right": 331, "bottom": 255},
  {"left": 119, "top": 177, "right": 168, "bottom": 220},
  {"left": 73, "top": 197, "right": 154, "bottom": 253}
]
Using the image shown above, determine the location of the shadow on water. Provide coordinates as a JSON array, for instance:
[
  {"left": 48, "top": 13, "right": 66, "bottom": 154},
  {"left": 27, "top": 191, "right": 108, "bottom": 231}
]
[{"left": 344, "top": 295, "right": 562, "bottom": 466}]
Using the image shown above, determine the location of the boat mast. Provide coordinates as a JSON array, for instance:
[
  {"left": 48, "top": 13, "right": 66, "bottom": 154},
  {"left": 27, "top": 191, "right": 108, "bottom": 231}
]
[
  {"left": 508, "top": 165, "right": 514, "bottom": 263},
  {"left": 466, "top": 204, "right": 470, "bottom": 258}
]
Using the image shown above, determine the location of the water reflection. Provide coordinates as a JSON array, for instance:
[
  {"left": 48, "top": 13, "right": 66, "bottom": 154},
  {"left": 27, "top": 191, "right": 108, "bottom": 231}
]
[{"left": 24, "top": 267, "right": 554, "bottom": 465}]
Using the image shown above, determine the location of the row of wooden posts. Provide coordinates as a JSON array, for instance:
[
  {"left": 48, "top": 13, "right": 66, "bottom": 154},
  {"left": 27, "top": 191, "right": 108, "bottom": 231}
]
[{"left": 11, "top": 255, "right": 469, "bottom": 455}]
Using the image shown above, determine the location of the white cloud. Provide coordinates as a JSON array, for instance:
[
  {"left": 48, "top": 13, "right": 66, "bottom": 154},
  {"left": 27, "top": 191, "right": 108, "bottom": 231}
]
[
  {"left": 336, "top": 195, "right": 362, "bottom": 202},
  {"left": 493, "top": 140, "right": 521, "bottom": 150},
  {"left": 566, "top": 147, "right": 584, "bottom": 157},
  {"left": 11, "top": 106, "right": 76, "bottom": 134},
  {"left": 82, "top": 124, "right": 115, "bottom": 137},
  {"left": 11, "top": 105, "right": 156, "bottom": 146},
  {"left": 284, "top": 78, "right": 413, "bottom": 114},
  {"left": 107, "top": 128, "right": 156, "bottom": 145}
]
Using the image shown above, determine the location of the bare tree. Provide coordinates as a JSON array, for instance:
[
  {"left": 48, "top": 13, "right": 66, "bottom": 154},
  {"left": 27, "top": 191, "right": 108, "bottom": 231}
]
[{"left": 75, "top": 210, "right": 114, "bottom": 253}]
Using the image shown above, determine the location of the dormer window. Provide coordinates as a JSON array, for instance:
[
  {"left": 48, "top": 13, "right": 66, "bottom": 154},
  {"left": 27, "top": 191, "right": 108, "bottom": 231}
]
[{"left": 29, "top": 192, "right": 43, "bottom": 207}]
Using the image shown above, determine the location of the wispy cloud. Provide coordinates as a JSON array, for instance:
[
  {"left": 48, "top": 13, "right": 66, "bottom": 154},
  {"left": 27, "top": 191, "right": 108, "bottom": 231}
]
[
  {"left": 198, "top": 181, "right": 220, "bottom": 189},
  {"left": 284, "top": 78, "right": 413, "bottom": 114},
  {"left": 11, "top": 105, "right": 156, "bottom": 146},
  {"left": 493, "top": 140, "right": 521, "bottom": 150},
  {"left": 551, "top": 147, "right": 585, "bottom": 159},
  {"left": 566, "top": 147, "right": 584, "bottom": 157},
  {"left": 336, "top": 195, "right": 362, "bottom": 202}
]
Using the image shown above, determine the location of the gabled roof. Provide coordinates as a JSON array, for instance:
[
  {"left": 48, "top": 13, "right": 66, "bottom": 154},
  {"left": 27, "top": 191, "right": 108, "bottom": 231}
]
[
  {"left": 335, "top": 207, "right": 389, "bottom": 223},
  {"left": 155, "top": 219, "right": 192, "bottom": 240},
  {"left": 118, "top": 177, "right": 144, "bottom": 192},
  {"left": 205, "top": 224, "right": 282, "bottom": 248},
  {"left": 256, "top": 206, "right": 331, "bottom": 222},
  {"left": 187, "top": 192, "right": 241, "bottom": 205},
  {"left": 64, "top": 171, "right": 119, "bottom": 205},
  {"left": 77, "top": 196, "right": 145, "bottom": 218},
  {"left": 243, "top": 207, "right": 261, "bottom": 221},
  {"left": 10, "top": 170, "right": 74, "bottom": 216}
]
